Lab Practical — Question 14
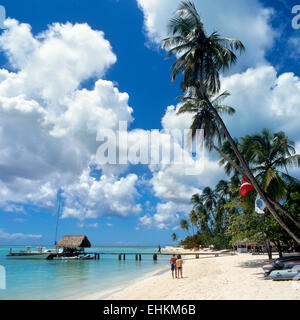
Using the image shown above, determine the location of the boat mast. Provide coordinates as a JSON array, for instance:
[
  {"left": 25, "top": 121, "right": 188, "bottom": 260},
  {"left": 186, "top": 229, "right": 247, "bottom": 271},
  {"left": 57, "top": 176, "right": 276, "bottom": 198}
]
[{"left": 54, "top": 194, "right": 61, "bottom": 246}]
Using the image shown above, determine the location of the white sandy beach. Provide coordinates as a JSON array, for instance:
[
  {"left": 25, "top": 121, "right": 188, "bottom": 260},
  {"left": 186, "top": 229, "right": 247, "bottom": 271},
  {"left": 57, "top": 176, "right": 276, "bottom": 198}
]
[{"left": 81, "top": 248, "right": 300, "bottom": 300}]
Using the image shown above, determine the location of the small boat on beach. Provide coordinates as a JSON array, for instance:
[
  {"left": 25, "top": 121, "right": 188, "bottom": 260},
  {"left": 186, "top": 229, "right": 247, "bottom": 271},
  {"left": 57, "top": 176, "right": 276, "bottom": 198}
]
[
  {"left": 269, "top": 267, "right": 300, "bottom": 281},
  {"left": 262, "top": 255, "right": 300, "bottom": 276}
]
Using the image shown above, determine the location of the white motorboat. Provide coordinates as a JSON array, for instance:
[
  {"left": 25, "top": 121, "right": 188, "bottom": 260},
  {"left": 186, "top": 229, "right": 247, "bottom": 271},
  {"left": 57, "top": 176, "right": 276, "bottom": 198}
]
[{"left": 6, "top": 247, "right": 59, "bottom": 259}]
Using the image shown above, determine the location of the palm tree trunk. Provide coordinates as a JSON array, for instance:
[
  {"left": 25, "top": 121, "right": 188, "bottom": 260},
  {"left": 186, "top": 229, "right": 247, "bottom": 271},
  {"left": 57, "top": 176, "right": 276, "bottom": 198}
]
[
  {"left": 274, "top": 240, "right": 283, "bottom": 258},
  {"left": 267, "top": 198, "right": 300, "bottom": 229},
  {"left": 191, "top": 224, "right": 195, "bottom": 236},
  {"left": 264, "top": 238, "right": 272, "bottom": 260},
  {"left": 200, "top": 60, "right": 204, "bottom": 93},
  {"left": 207, "top": 140, "right": 244, "bottom": 175},
  {"left": 207, "top": 140, "right": 300, "bottom": 229},
  {"left": 203, "top": 94, "right": 300, "bottom": 244}
]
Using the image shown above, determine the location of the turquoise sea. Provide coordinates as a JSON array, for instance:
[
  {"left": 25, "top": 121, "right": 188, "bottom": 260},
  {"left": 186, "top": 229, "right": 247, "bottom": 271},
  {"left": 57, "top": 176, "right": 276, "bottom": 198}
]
[{"left": 0, "top": 246, "right": 169, "bottom": 300}]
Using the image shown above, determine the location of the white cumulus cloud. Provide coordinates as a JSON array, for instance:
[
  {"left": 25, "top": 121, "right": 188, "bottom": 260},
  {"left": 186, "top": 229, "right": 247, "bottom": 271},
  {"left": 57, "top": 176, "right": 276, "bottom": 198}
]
[
  {"left": 0, "top": 19, "right": 139, "bottom": 218},
  {"left": 221, "top": 65, "right": 300, "bottom": 142},
  {"left": 139, "top": 201, "right": 191, "bottom": 230},
  {"left": 62, "top": 171, "right": 141, "bottom": 220},
  {"left": 0, "top": 228, "right": 42, "bottom": 239}
]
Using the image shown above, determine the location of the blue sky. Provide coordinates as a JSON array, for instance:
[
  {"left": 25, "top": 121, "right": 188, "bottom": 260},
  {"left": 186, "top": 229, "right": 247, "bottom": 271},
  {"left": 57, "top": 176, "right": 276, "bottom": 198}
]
[{"left": 0, "top": 0, "right": 299, "bottom": 246}]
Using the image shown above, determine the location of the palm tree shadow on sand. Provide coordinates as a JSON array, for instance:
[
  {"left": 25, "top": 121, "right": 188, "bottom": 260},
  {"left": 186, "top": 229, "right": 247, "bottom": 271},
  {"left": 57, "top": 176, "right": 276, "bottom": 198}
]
[{"left": 238, "top": 259, "right": 272, "bottom": 269}]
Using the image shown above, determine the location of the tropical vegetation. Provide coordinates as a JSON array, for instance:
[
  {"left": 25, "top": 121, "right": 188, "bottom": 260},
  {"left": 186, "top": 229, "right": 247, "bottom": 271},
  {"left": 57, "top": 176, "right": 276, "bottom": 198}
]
[
  {"left": 165, "top": 1, "right": 300, "bottom": 248},
  {"left": 178, "top": 129, "right": 300, "bottom": 252}
]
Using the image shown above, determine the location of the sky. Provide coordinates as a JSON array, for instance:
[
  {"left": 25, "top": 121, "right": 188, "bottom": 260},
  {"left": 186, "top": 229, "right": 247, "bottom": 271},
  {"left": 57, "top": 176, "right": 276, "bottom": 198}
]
[{"left": 0, "top": 0, "right": 299, "bottom": 246}]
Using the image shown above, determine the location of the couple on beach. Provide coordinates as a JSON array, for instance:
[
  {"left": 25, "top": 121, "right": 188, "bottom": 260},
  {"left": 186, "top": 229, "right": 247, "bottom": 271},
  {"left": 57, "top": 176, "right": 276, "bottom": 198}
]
[{"left": 170, "top": 254, "right": 183, "bottom": 279}]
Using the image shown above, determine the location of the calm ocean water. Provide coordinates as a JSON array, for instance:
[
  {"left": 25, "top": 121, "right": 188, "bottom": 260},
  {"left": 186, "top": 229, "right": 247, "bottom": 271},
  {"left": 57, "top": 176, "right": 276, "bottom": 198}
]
[{"left": 0, "top": 246, "right": 169, "bottom": 300}]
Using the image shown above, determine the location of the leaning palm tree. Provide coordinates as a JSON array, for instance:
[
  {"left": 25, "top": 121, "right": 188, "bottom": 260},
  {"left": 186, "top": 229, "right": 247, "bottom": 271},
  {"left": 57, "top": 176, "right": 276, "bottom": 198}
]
[
  {"left": 180, "top": 219, "right": 190, "bottom": 235},
  {"left": 214, "top": 197, "right": 227, "bottom": 233},
  {"left": 191, "top": 193, "right": 212, "bottom": 234},
  {"left": 215, "top": 178, "right": 239, "bottom": 228},
  {"left": 215, "top": 179, "right": 231, "bottom": 200},
  {"left": 177, "top": 85, "right": 246, "bottom": 184},
  {"left": 190, "top": 192, "right": 202, "bottom": 207},
  {"left": 177, "top": 85, "right": 242, "bottom": 175},
  {"left": 171, "top": 232, "right": 178, "bottom": 242},
  {"left": 199, "top": 186, "right": 220, "bottom": 233},
  {"left": 189, "top": 209, "right": 199, "bottom": 234},
  {"left": 177, "top": 85, "right": 235, "bottom": 148},
  {"left": 163, "top": 0, "right": 300, "bottom": 243},
  {"left": 228, "top": 174, "right": 242, "bottom": 198},
  {"left": 199, "top": 186, "right": 218, "bottom": 213}
]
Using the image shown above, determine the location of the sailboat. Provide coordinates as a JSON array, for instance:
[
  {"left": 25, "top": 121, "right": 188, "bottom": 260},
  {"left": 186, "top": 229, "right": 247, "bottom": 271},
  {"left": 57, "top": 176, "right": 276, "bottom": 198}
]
[
  {"left": 6, "top": 194, "right": 62, "bottom": 260},
  {"left": 6, "top": 194, "right": 94, "bottom": 260}
]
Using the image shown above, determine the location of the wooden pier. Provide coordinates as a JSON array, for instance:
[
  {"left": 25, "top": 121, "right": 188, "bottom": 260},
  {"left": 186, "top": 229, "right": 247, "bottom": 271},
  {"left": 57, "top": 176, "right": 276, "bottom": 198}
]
[{"left": 90, "top": 252, "right": 221, "bottom": 261}]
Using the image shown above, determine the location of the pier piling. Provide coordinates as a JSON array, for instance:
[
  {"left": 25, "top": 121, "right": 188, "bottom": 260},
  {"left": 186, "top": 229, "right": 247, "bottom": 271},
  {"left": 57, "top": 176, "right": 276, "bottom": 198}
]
[{"left": 84, "top": 251, "right": 226, "bottom": 263}]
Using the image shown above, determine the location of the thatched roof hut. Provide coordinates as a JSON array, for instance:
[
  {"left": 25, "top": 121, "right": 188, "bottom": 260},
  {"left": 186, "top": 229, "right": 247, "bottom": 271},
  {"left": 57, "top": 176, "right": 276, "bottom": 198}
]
[
  {"left": 56, "top": 235, "right": 91, "bottom": 249},
  {"left": 233, "top": 238, "right": 275, "bottom": 247}
]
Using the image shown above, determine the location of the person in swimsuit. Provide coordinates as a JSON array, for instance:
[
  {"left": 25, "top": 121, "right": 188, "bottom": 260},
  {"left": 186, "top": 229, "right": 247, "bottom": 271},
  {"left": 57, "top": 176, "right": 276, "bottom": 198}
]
[
  {"left": 170, "top": 254, "right": 177, "bottom": 279},
  {"left": 176, "top": 254, "right": 183, "bottom": 278}
]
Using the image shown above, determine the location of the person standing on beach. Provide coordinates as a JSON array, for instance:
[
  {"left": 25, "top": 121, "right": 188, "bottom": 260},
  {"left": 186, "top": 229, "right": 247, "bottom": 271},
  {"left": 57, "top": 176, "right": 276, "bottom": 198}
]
[
  {"left": 176, "top": 255, "right": 183, "bottom": 279},
  {"left": 170, "top": 254, "right": 177, "bottom": 279},
  {"left": 158, "top": 245, "right": 161, "bottom": 253}
]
